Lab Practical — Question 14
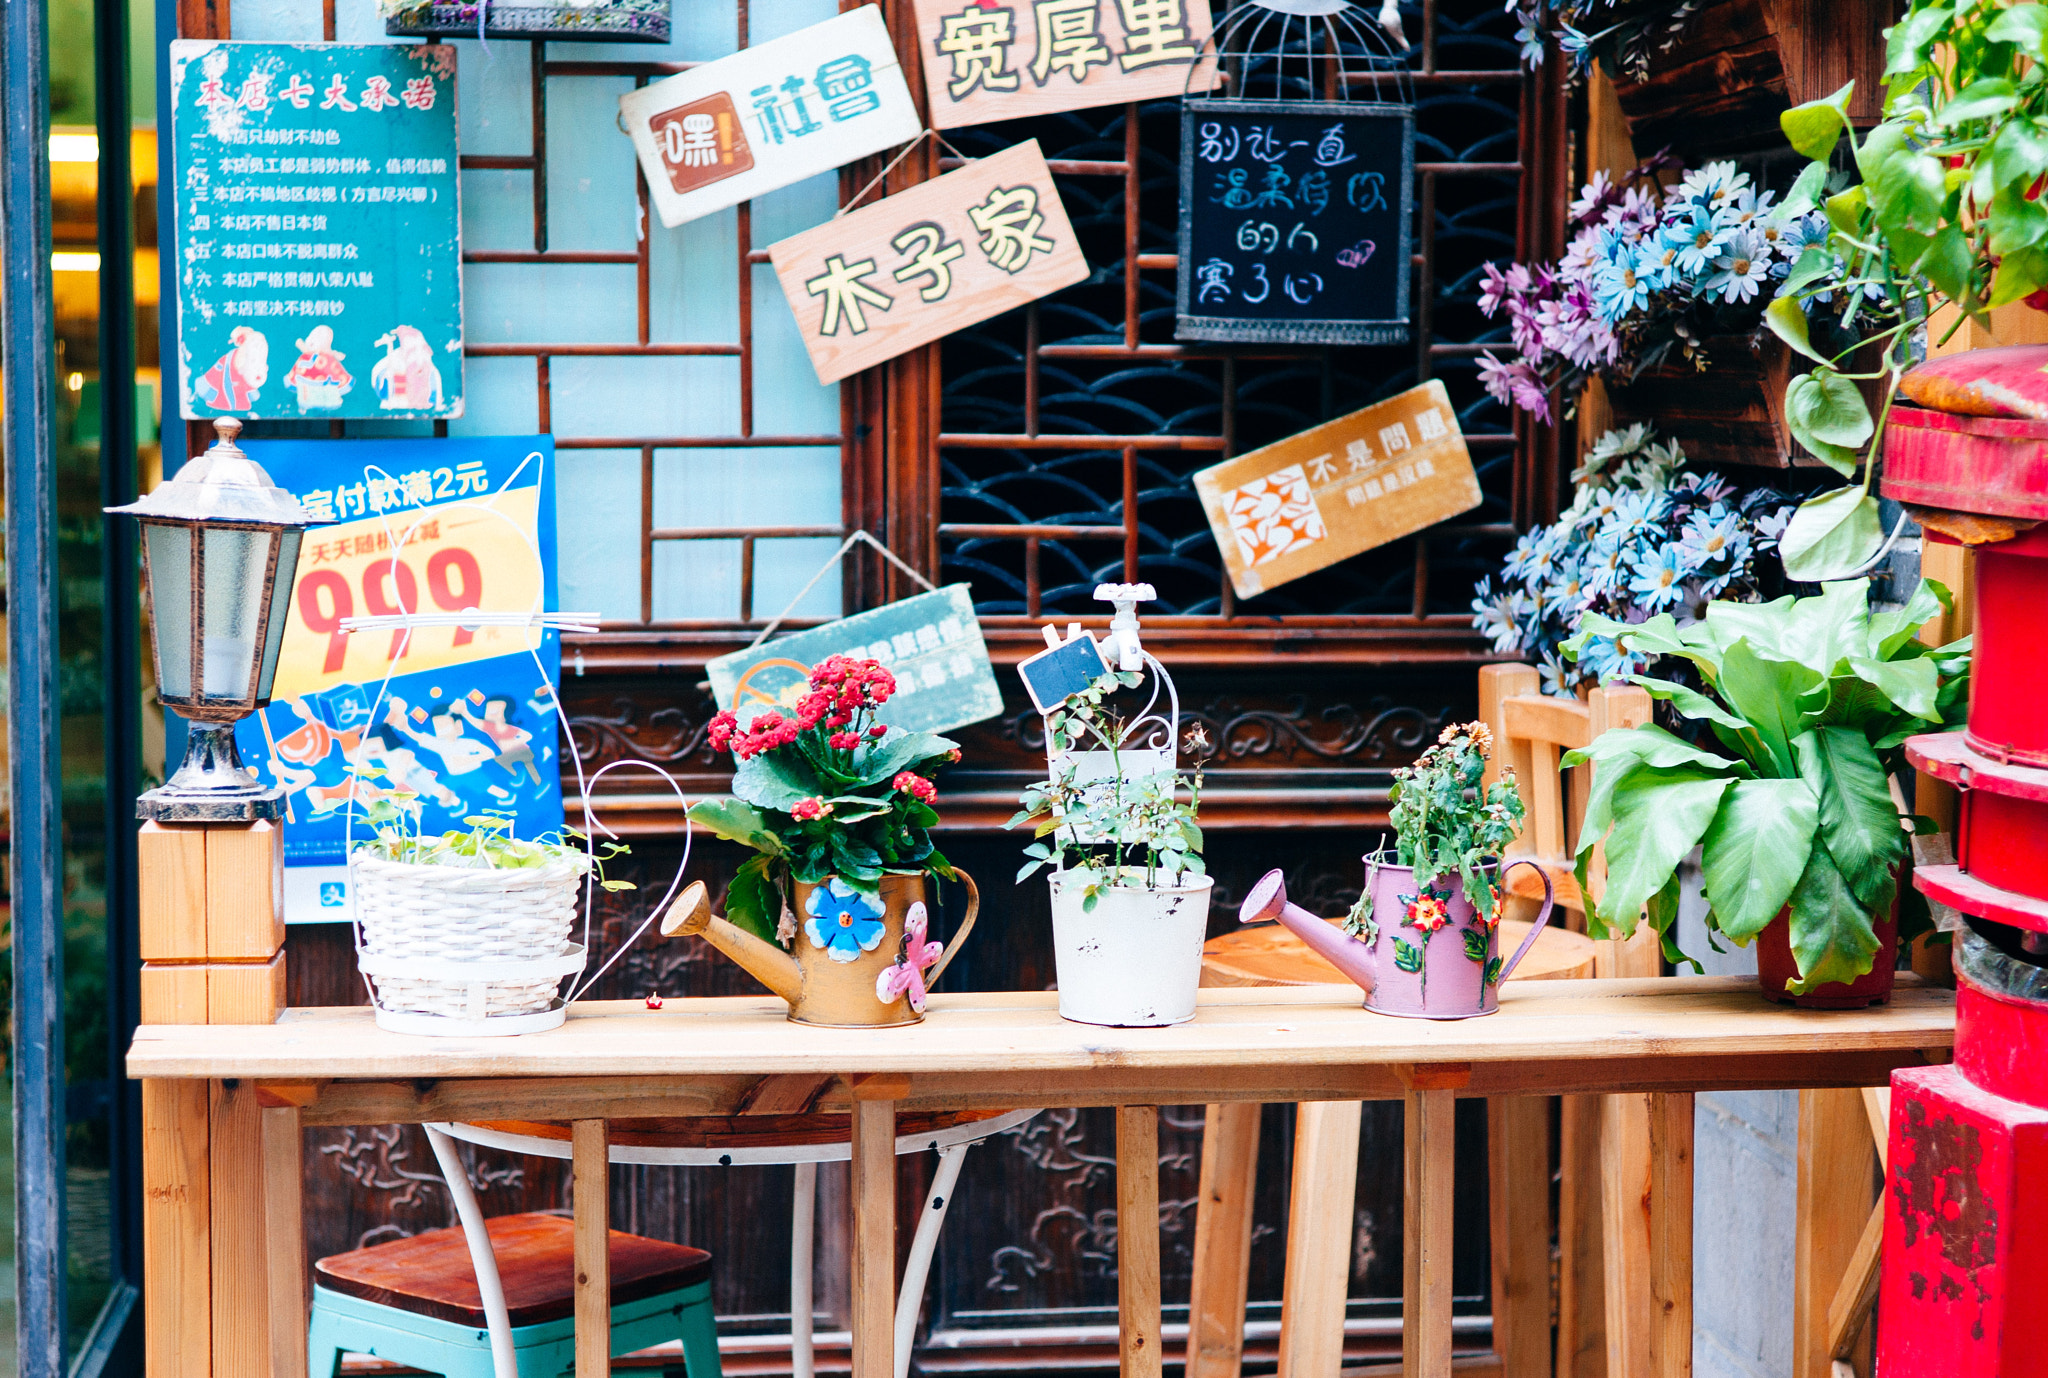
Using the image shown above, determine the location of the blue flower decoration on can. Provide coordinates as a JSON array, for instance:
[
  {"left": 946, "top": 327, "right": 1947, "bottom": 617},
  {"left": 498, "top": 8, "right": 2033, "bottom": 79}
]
[{"left": 804, "top": 878, "right": 887, "bottom": 964}]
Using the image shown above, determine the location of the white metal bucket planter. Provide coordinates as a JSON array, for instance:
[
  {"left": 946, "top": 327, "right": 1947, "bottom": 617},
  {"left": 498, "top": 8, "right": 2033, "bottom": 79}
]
[
  {"left": 338, "top": 450, "right": 696, "bottom": 1036},
  {"left": 1049, "top": 871, "right": 1214, "bottom": 1026},
  {"left": 1034, "top": 584, "right": 1211, "bottom": 1027}
]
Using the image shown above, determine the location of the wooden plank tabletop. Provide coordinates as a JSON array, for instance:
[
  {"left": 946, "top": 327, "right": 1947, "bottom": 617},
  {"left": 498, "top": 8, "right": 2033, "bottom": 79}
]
[{"left": 127, "top": 977, "right": 1954, "bottom": 1120}]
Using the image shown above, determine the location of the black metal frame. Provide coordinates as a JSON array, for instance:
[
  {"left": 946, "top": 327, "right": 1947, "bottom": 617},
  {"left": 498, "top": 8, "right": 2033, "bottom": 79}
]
[{"left": 4, "top": 0, "right": 68, "bottom": 1372}]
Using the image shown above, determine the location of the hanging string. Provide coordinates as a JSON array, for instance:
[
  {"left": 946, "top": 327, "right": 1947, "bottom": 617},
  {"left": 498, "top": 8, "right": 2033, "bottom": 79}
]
[
  {"left": 837, "top": 127, "right": 980, "bottom": 218},
  {"left": 743, "top": 529, "right": 938, "bottom": 650}
]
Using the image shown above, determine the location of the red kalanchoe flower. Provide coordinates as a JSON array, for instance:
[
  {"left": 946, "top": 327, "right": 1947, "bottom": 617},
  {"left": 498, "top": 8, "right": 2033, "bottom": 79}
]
[
  {"left": 826, "top": 711, "right": 852, "bottom": 729},
  {"left": 866, "top": 667, "right": 897, "bottom": 704},
  {"left": 892, "top": 772, "right": 938, "bottom": 804},
  {"left": 790, "top": 796, "right": 832, "bottom": 822},
  {"left": 868, "top": 723, "right": 887, "bottom": 738},
  {"left": 829, "top": 730, "right": 860, "bottom": 750},
  {"left": 795, "top": 690, "right": 832, "bottom": 729},
  {"left": 706, "top": 710, "right": 739, "bottom": 753}
]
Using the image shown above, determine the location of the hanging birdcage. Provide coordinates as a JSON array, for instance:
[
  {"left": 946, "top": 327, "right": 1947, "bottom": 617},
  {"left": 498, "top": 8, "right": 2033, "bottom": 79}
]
[{"left": 1176, "top": 0, "right": 1416, "bottom": 346}]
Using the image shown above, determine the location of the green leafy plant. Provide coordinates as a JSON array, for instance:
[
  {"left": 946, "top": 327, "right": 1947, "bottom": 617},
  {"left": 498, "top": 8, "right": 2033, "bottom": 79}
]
[
  {"left": 1559, "top": 578, "right": 1969, "bottom": 991},
  {"left": 1765, "top": 3, "right": 2048, "bottom": 577},
  {"left": 685, "top": 655, "right": 958, "bottom": 944},
  {"left": 1384, "top": 720, "right": 1527, "bottom": 921},
  {"left": 1008, "top": 670, "right": 1206, "bottom": 912},
  {"left": 351, "top": 772, "right": 632, "bottom": 887}
]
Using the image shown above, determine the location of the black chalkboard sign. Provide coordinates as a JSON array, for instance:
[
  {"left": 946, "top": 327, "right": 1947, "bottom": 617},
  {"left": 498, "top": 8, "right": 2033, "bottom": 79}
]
[{"left": 1176, "top": 98, "right": 1413, "bottom": 345}]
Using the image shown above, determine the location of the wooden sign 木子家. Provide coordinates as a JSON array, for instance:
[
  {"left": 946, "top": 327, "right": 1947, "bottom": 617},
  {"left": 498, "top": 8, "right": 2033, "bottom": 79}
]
[
  {"left": 619, "top": 5, "right": 921, "bottom": 229},
  {"left": 768, "top": 138, "right": 1088, "bottom": 385},
  {"left": 910, "top": 0, "right": 1219, "bottom": 130},
  {"left": 1192, "top": 380, "right": 1480, "bottom": 599}
]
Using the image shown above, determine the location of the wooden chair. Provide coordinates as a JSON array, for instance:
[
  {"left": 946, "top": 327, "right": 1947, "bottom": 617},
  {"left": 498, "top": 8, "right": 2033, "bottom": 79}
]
[
  {"left": 1480, "top": 666, "right": 1662, "bottom": 1378},
  {"left": 1185, "top": 879, "right": 1598, "bottom": 1378},
  {"left": 307, "top": 1212, "right": 721, "bottom": 1378}
]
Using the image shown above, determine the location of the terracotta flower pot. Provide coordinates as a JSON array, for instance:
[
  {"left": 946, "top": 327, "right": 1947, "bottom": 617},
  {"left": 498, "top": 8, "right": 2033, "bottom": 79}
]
[{"left": 1755, "top": 904, "right": 1900, "bottom": 1009}]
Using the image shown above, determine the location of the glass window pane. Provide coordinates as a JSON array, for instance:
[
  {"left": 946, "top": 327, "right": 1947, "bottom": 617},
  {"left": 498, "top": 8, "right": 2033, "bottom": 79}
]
[
  {"left": 256, "top": 528, "right": 303, "bottom": 700},
  {"left": 200, "top": 526, "right": 272, "bottom": 700},
  {"left": 144, "top": 522, "right": 193, "bottom": 699}
]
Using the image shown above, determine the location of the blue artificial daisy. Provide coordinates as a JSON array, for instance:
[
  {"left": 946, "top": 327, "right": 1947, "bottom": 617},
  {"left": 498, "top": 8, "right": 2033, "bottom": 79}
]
[
  {"left": 1627, "top": 545, "right": 1689, "bottom": 610},
  {"left": 1472, "top": 581, "right": 1525, "bottom": 653},
  {"left": 804, "top": 878, "right": 888, "bottom": 964},
  {"left": 1595, "top": 260, "right": 1650, "bottom": 321},
  {"left": 1680, "top": 506, "right": 1749, "bottom": 569},
  {"left": 1668, "top": 209, "right": 1729, "bottom": 277}
]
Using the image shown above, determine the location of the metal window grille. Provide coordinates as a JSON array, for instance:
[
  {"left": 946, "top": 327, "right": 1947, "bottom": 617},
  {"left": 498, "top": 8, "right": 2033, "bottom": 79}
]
[{"left": 935, "top": 0, "right": 1561, "bottom": 621}]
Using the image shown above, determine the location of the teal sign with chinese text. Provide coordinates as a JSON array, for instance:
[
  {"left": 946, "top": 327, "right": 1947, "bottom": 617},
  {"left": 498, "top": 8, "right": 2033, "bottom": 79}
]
[
  {"left": 170, "top": 41, "right": 464, "bottom": 420},
  {"left": 706, "top": 585, "right": 1003, "bottom": 737}
]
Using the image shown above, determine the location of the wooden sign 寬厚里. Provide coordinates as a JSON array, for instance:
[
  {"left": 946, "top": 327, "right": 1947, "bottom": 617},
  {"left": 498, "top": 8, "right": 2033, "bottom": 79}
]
[
  {"left": 618, "top": 5, "right": 922, "bottom": 229},
  {"left": 768, "top": 138, "right": 1089, "bottom": 385},
  {"left": 1192, "top": 380, "right": 1481, "bottom": 600},
  {"left": 910, "top": 0, "right": 1219, "bottom": 130}
]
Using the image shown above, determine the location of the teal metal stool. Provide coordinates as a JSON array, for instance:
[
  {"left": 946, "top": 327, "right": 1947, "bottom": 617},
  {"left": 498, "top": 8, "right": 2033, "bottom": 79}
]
[{"left": 308, "top": 1211, "right": 721, "bottom": 1378}]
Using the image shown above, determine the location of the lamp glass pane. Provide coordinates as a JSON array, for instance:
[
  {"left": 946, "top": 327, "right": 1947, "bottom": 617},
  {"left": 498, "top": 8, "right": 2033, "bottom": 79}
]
[
  {"left": 143, "top": 522, "right": 194, "bottom": 699},
  {"left": 255, "top": 528, "right": 303, "bottom": 700},
  {"left": 200, "top": 525, "right": 273, "bottom": 701}
]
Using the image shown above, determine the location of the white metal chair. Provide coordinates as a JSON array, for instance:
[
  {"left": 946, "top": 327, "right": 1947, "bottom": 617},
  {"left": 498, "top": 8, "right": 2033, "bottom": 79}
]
[{"left": 421, "top": 1107, "right": 1040, "bottom": 1378}]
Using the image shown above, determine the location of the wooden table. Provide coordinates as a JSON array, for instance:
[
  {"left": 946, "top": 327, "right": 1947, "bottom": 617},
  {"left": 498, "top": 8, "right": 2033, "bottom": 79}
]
[{"left": 129, "top": 977, "right": 1954, "bottom": 1378}]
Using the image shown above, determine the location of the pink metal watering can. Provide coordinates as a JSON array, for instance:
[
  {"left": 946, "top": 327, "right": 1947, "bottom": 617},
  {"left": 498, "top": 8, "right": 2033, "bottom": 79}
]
[{"left": 1239, "top": 854, "right": 1556, "bottom": 1019}]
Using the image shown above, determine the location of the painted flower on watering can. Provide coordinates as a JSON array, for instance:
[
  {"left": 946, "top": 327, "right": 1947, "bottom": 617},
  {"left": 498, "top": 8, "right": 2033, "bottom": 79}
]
[
  {"left": 1402, "top": 890, "right": 1451, "bottom": 934},
  {"left": 804, "top": 877, "right": 887, "bottom": 963},
  {"left": 875, "top": 901, "right": 944, "bottom": 1012}
]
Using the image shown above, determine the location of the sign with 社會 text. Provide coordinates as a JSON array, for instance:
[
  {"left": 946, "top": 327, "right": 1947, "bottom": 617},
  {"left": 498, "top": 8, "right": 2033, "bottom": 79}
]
[
  {"left": 619, "top": 5, "right": 921, "bottom": 229},
  {"left": 910, "top": 0, "right": 1218, "bottom": 130},
  {"left": 768, "top": 139, "right": 1088, "bottom": 385},
  {"left": 169, "top": 41, "right": 463, "bottom": 420},
  {"left": 706, "top": 584, "right": 1002, "bottom": 737},
  {"left": 232, "top": 437, "right": 563, "bottom": 923},
  {"left": 1192, "top": 380, "right": 1480, "bottom": 600},
  {"left": 1177, "top": 98, "right": 1412, "bottom": 346}
]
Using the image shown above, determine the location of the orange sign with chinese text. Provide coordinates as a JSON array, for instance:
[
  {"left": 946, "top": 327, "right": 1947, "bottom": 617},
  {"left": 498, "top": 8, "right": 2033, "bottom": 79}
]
[{"left": 1192, "top": 380, "right": 1482, "bottom": 599}]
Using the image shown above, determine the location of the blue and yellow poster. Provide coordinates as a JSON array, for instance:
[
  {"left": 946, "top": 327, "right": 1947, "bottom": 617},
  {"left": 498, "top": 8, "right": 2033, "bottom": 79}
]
[
  {"left": 234, "top": 437, "right": 561, "bottom": 923},
  {"left": 169, "top": 40, "right": 463, "bottom": 420}
]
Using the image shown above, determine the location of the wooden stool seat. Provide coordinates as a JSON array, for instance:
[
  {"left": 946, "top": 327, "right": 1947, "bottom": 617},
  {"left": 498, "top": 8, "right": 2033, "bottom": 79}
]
[
  {"left": 1200, "top": 915, "right": 1597, "bottom": 989},
  {"left": 1504, "top": 858, "right": 1584, "bottom": 913},
  {"left": 314, "top": 1212, "right": 712, "bottom": 1328}
]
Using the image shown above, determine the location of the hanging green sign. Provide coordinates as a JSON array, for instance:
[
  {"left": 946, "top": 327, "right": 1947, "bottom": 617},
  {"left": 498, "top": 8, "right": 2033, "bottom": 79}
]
[
  {"left": 705, "top": 585, "right": 1003, "bottom": 738},
  {"left": 169, "top": 41, "right": 464, "bottom": 421}
]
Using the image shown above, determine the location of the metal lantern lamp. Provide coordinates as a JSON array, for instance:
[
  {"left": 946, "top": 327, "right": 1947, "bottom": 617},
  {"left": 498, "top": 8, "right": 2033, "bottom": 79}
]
[{"left": 108, "top": 417, "right": 322, "bottom": 822}]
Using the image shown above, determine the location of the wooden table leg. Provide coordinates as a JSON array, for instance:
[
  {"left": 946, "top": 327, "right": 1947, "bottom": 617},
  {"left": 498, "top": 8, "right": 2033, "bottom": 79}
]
[
  {"left": 144, "top": 1079, "right": 212, "bottom": 1378},
  {"left": 1795, "top": 1089, "right": 1876, "bottom": 1378},
  {"left": 1402, "top": 1088, "right": 1455, "bottom": 1378},
  {"left": 212, "top": 1078, "right": 273, "bottom": 1378},
  {"left": 851, "top": 1098, "right": 897, "bottom": 1378},
  {"left": 1117, "top": 1105, "right": 1162, "bottom": 1378},
  {"left": 263, "top": 1104, "right": 309, "bottom": 1378},
  {"left": 1279, "top": 1101, "right": 1361, "bottom": 1378},
  {"left": 1647, "top": 1092, "right": 1692, "bottom": 1378},
  {"left": 1187, "top": 1103, "right": 1262, "bottom": 1378},
  {"left": 1556, "top": 1094, "right": 1605, "bottom": 1378},
  {"left": 573, "top": 1119, "right": 610, "bottom": 1378},
  {"left": 1488, "top": 1096, "right": 1550, "bottom": 1378},
  {"left": 1602, "top": 1092, "right": 1652, "bottom": 1378}
]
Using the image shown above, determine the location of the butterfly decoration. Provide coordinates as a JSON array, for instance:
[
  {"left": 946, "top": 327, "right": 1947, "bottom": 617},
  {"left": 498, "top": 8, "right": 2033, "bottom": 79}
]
[{"left": 874, "top": 901, "right": 945, "bottom": 1013}]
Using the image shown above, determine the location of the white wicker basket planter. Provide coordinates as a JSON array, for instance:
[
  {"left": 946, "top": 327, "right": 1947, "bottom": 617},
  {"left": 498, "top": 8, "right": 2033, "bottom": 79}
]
[{"left": 351, "top": 851, "right": 589, "bottom": 1036}]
